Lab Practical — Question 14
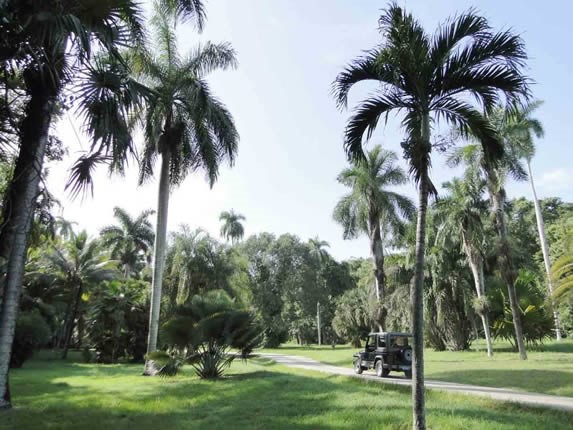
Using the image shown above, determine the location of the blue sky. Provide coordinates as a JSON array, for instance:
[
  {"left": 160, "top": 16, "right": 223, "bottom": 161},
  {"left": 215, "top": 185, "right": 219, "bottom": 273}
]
[{"left": 48, "top": 0, "right": 573, "bottom": 261}]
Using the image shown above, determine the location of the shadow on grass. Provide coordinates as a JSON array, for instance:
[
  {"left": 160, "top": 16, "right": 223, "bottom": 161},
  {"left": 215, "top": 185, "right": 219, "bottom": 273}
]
[
  {"left": 6, "top": 363, "right": 415, "bottom": 430},
  {"left": 7, "top": 357, "right": 573, "bottom": 430},
  {"left": 429, "top": 368, "right": 573, "bottom": 397}
]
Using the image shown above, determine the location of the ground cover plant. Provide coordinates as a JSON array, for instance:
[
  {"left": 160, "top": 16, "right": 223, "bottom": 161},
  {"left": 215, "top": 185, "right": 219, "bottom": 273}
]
[{"left": 4, "top": 354, "right": 573, "bottom": 430}]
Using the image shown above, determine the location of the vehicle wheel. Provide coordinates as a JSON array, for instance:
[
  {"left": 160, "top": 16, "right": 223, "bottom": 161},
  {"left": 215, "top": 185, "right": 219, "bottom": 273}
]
[
  {"left": 354, "top": 359, "right": 363, "bottom": 374},
  {"left": 404, "top": 369, "right": 412, "bottom": 379},
  {"left": 375, "top": 360, "right": 389, "bottom": 377}
]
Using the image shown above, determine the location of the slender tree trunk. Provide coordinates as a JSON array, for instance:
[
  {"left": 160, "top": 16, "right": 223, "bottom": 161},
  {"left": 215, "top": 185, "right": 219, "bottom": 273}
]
[
  {"left": 144, "top": 148, "right": 172, "bottom": 375},
  {"left": 527, "top": 161, "right": 562, "bottom": 340},
  {"left": 62, "top": 282, "right": 83, "bottom": 359},
  {"left": 412, "top": 172, "right": 429, "bottom": 430},
  {"left": 470, "top": 262, "right": 493, "bottom": 357},
  {"left": 316, "top": 301, "right": 321, "bottom": 345},
  {"left": 0, "top": 87, "right": 53, "bottom": 409},
  {"left": 464, "top": 240, "right": 493, "bottom": 357},
  {"left": 369, "top": 216, "right": 386, "bottom": 331},
  {"left": 491, "top": 186, "right": 527, "bottom": 360}
]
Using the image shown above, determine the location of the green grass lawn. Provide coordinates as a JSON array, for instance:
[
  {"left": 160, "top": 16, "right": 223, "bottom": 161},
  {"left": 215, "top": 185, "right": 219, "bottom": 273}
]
[
  {"left": 263, "top": 338, "right": 573, "bottom": 397},
  {"left": 4, "top": 353, "right": 573, "bottom": 430}
]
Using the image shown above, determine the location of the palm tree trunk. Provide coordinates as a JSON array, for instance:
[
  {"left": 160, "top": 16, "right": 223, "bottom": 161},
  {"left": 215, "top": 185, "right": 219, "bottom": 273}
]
[
  {"left": 144, "top": 148, "right": 172, "bottom": 375},
  {"left": 465, "top": 248, "right": 493, "bottom": 357},
  {"left": 491, "top": 187, "right": 527, "bottom": 360},
  {"left": 0, "top": 87, "right": 53, "bottom": 409},
  {"left": 412, "top": 172, "right": 429, "bottom": 430},
  {"left": 527, "top": 161, "right": 562, "bottom": 340},
  {"left": 369, "top": 220, "right": 386, "bottom": 331},
  {"left": 62, "top": 282, "right": 83, "bottom": 359}
]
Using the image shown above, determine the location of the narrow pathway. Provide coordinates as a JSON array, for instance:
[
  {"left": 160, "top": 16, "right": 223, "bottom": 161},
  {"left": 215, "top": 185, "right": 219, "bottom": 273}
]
[{"left": 261, "top": 353, "right": 573, "bottom": 412}]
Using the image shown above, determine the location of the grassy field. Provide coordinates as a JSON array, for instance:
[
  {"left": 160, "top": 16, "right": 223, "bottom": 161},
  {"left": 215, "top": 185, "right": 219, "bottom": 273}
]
[
  {"left": 4, "top": 354, "right": 573, "bottom": 430},
  {"left": 263, "top": 338, "right": 573, "bottom": 397}
]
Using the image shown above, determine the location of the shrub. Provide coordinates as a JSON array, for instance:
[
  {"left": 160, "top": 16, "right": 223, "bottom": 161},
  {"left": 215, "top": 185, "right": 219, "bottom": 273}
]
[
  {"left": 87, "top": 280, "right": 148, "bottom": 363},
  {"left": 10, "top": 311, "right": 51, "bottom": 368},
  {"left": 490, "top": 270, "right": 554, "bottom": 347},
  {"left": 151, "top": 290, "right": 261, "bottom": 379},
  {"left": 332, "top": 287, "right": 371, "bottom": 347}
]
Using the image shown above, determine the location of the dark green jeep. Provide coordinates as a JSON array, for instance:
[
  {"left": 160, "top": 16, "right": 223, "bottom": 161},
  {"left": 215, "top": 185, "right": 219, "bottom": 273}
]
[{"left": 353, "top": 332, "right": 413, "bottom": 379}]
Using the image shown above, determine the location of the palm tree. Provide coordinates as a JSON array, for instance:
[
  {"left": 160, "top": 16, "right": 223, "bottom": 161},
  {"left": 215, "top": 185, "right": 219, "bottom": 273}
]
[
  {"left": 308, "top": 237, "right": 330, "bottom": 265},
  {"left": 219, "top": 210, "right": 246, "bottom": 245},
  {"left": 502, "top": 101, "right": 562, "bottom": 340},
  {"left": 307, "top": 237, "right": 330, "bottom": 345},
  {"left": 54, "top": 217, "right": 78, "bottom": 241},
  {"left": 100, "top": 207, "right": 155, "bottom": 277},
  {"left": 40, "top": 231, "right": 117, "bottom": 358},
  {"left": 132, "top": 8, "right": 239, "bottom": 374},
  {"left": 435, "top": 172, "right": 494, "bottom": 356},
  {"left": 448, "top": 105, "right": 537, "bottom": 358},
  {"left": 332, "top": 5, "right": 528, "bottom": 428},
  {"left": 334, "top": 146, "right": 414, "bottom": 330},
  {"left": 0, "top": 0, "right": 146, "bottom": 409}
]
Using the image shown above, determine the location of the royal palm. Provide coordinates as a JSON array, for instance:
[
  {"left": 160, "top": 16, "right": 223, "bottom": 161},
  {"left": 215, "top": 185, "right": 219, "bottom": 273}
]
[
  {"left": 132, "top": 8, "right": 239, "bottom": 373},
  {"left": 333, "top": 4, "right": 528, "bottom": 428},
  {"left": 100, "top": 207, "right": 155, "bottom": 277},
  {"left": 333, "top": 145, "right": 414, "bottom": 331},
  {"left": 219, "top": 210, "right": 246, "bottom": 245}
]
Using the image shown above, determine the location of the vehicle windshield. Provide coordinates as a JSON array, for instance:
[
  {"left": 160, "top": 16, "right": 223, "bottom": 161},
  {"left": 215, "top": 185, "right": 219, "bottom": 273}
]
[{"left": 389, "top": 335, "right": 411, "bottom": 347}]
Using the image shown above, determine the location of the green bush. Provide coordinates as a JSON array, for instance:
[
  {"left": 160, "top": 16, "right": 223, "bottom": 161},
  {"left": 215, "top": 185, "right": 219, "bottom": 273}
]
[
  {"left": 10, "top": 311, "right": 51, "bottom": 368},
  {"left": 151, "top": 290, "right": 261, "bottom": 379},
  {"left": 87, "top": 280, "right": 148, "bottom": 363},
  {"left": 491, "top": 270, "right": 554, "bottom": 347},
  {"left": 332, "top": 287, "right": 371, "bottom": 347}
]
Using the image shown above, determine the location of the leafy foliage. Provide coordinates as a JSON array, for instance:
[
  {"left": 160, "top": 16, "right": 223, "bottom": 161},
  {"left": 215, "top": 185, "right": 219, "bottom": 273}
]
[
  {"left": 153, "top": 291, "right": 261, "bottom": 379},
  {"left": 10, "top": 311, "right": 52, "bottom": 368},
  {"left": 86, "top": 280, "right": 149, "bottom": 363}
]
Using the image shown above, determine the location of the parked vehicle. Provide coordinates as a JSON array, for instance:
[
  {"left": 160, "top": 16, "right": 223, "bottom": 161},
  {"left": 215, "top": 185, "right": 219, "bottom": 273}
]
[{"left": 353, "top": 332, "right": 413, "bottom": 378}]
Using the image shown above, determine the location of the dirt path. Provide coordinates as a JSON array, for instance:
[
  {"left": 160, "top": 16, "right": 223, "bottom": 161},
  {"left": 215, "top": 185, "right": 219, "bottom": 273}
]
[{"left": 262, "top": 353, "right": 573, "bottom": 411}]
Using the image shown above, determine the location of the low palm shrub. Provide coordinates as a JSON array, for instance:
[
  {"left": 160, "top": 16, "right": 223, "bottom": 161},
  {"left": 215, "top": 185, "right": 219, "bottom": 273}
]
[{"left": 148, "top": 290, "right": 261, "bottom": 379}]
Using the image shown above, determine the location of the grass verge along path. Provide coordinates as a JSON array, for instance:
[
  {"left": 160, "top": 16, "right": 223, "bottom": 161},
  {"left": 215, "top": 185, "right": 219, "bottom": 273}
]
[
  {"left": 263, "top": 339, "right": 573, "bottom": 397},
  {"left": 4, "top": 354, "right": 573, "bottom": 429}
]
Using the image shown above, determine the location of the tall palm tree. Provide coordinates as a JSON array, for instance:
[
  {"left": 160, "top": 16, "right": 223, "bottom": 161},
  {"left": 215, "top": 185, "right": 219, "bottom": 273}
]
[
  {"left": 333, "top": 146, "right": 415, "bottom": 330},
  {"left": 435, "top": 172, "right": 494, "bottom": 356},
  {"left": 100, "top": 207, "right": 155, "bottom": 277},
  {"left": 501, "top": 101, "right": 562, "bottom": 340},
  {"left": 307, "top": 237, "right": 330, "bottom": 345},
  {"left": 0, "top": 0, "right": 147, "bottom": 409},
  {"left": 332, "top": 5, "right": 528, "bottom": 428},
  {"left": 40, "top": 231, "right": 117, "bottom": 358},
  {"left": 219, "top": 210, "right": 246, "bottom": 245},
  {"left": 132, "top": 8, "right": 239, "bottom": 374},
  {"left": 448, "top": 105, "right": 536, "bottom": 358}
]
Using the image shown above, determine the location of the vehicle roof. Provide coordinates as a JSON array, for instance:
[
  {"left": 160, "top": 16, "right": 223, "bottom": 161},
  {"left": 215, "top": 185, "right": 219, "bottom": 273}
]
[{"left": 368, "top": 332, "right": 412, "bottom": 336}]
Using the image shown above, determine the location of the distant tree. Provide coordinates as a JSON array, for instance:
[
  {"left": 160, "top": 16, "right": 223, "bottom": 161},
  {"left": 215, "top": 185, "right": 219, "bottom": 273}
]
[
  {"left": 434, "top": 172, "right": 493, "bottom": 356},
  {"left": 39, "top": 232, "right": 117, "bottom": 358},
  {"left": 449, "top": 109, "right": 532, "bottom": 359},
  {"left": 219, "top": 210, "right": 246, "bottom": 244},
  {"left": 166, "top": 226, "right": 234, "bottom": 305},
  {"left": 100, "top": 207, "right": 155, "bottom": 277},
  {"left": 333, "top": 146, "right": 414, "bottom": 330},
  {"left": 500, "top": 101, "right": 562, "bottom": 339},
  {"left": 332, "top": 286, "right": 371, "bottom": 347}
]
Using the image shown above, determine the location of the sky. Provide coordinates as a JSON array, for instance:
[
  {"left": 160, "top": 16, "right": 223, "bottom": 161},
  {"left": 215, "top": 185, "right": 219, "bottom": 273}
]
[{"left": 47, "top": 0, "right": 573, "bottom": 261}]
